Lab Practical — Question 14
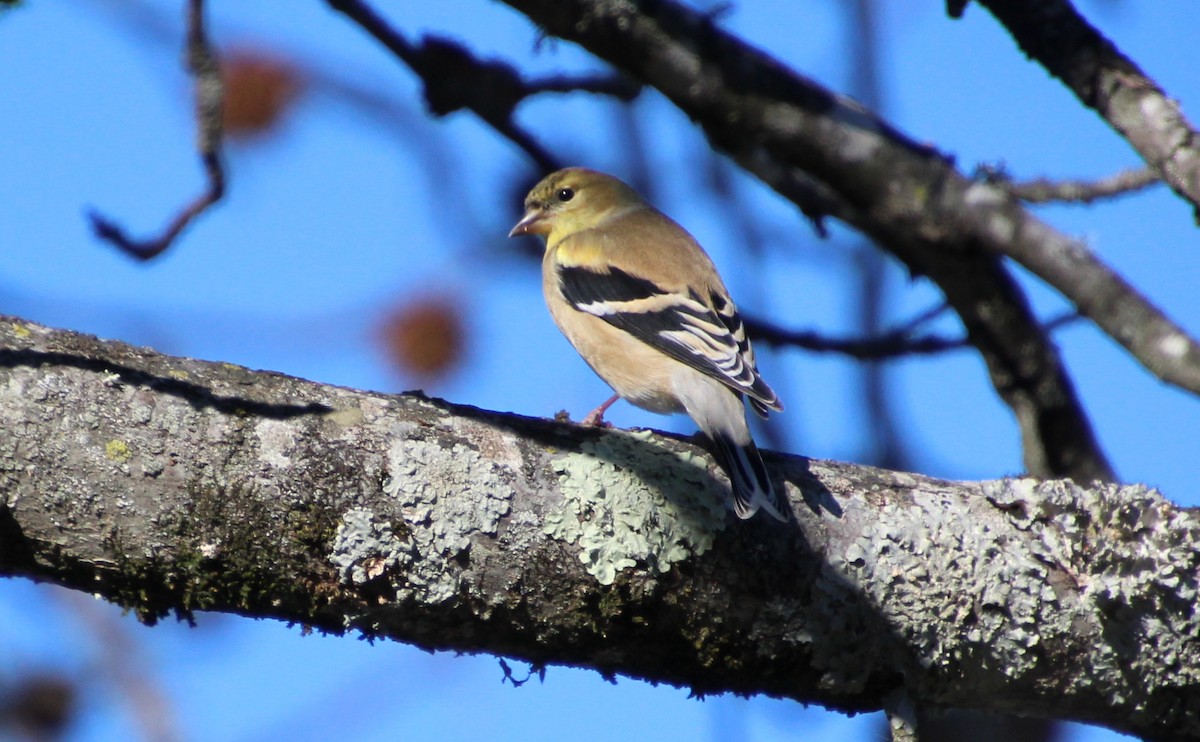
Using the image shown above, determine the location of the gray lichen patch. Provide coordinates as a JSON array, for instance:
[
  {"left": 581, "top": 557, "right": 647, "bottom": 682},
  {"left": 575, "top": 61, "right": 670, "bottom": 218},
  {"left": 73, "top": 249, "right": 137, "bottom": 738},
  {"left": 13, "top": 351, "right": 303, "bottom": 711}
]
[
  {"left": 376, "top": 437, "right": 514, "bottom": 603},
  {"left": 254, "top": 418, "right": 296, "bottom": 470},
  {"left": 543, "top": 429, "right": 726, "bottom": 585},
  {"left": 987, "top": 478, "right": 1200, "bottom": 724},
  {"left": 330, "top": 507, "right": 412, "bottom": 586},
  {"left": 836, "top": 480, "right": 1059, "bottom": 692}
]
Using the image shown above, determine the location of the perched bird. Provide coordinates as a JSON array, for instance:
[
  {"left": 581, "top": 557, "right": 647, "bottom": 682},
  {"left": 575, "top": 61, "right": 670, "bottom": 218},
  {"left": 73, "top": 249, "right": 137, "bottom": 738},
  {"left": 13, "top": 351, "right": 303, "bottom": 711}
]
[{"left": 509, "top": 167, "right": 788, "bottom": 522}]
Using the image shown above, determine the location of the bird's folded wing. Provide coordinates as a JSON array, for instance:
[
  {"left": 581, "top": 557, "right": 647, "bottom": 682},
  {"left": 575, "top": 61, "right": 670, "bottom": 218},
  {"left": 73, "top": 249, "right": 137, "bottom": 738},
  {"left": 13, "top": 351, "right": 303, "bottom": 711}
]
[{"left": 558, "top": 264, "right": 780, "bottom": 413}]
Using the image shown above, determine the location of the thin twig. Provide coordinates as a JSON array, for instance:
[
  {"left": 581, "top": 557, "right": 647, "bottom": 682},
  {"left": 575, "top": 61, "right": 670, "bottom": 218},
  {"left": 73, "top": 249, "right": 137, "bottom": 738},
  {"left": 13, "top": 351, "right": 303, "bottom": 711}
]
[
  {"left": 982, "top": 165, "right": 1160, "bottom": 204},
  {"left": 89, "top": 0, "right": 225, "bottom": 261},
  {"left": 969, "top": 0, "right": 1200, "bottom": 217},
  {"left": 328, "top": 0, "right": 636, "bottom": 173},
  {"left": 526, "top": 73, "right": 641, "bottom": 99},
  {"left": 745, "top": 309, "right": 1080, "bottom": 361},
  {"left": 745, "top": 319, "right": 962, "bottom": 359}
]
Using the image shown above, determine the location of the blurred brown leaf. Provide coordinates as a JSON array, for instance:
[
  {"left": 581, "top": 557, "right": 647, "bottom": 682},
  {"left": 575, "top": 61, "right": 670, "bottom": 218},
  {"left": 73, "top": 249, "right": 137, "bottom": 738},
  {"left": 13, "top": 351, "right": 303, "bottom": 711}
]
[
  {"left": 380, "top": 295, "right": 467, "bottom": 381},
  {"left": 221, "top": 48, "right": 304, "bottom": 138},
  {"left": 2, "top": 673, "right": 77, "bottom": 741}
]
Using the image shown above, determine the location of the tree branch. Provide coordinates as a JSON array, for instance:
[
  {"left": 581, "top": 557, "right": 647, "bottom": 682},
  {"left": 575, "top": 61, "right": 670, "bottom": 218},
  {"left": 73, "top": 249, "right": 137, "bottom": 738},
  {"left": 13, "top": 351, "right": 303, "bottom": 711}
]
[
  {"left": 326, "top": 0, "right": 559, "bottom": 172},
  {"left": 324, "top": 0, "right": 1115, "bottom": 483},
  {"left": 968, "top": 0, "right": 1200, "bottom": 217},
  {"left": 0, "top": 316, "right": 1197, "bottom": 739},
  {"left": 984, "top": 165, "right": 1161, "bottom": 205},
  {"left": 88, "top": 0, "right": 226, "bottom": 260},
  {"left": 327, "top": 0, "right": 635, "bottom": 174},
  {"left": 745, "top": 310, "right": 1080, "bottom": 360},
  {"left": 499, "top": 0, "right": 1122, "bottom": 484}
]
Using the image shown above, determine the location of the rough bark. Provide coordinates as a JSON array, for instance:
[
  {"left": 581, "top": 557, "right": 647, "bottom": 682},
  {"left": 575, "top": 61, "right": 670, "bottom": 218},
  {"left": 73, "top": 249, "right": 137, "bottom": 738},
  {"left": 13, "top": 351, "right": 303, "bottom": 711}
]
[{"left": 0, "top": 317, "right": 1196, "bottom": 739}]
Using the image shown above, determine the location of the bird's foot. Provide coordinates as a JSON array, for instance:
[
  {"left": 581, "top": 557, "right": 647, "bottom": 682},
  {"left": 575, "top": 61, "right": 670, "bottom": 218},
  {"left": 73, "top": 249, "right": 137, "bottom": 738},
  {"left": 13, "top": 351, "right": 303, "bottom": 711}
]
[{"left": 580, "top": 394, "right": 620, "bottom": 428}]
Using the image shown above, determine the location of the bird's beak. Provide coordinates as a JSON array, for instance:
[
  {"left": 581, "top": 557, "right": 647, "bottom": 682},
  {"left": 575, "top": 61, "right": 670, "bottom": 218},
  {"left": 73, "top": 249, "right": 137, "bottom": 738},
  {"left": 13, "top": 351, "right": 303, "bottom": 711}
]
[{"left": 508, "top": 207, "right": 546, "bottom": 237}]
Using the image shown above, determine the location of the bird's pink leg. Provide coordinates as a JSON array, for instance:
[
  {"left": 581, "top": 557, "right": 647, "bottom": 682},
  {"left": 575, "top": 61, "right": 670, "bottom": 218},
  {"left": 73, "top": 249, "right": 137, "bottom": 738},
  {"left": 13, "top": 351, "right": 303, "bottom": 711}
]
[{"left": 581, "top": 394, "right": 620, "bottom": 427}]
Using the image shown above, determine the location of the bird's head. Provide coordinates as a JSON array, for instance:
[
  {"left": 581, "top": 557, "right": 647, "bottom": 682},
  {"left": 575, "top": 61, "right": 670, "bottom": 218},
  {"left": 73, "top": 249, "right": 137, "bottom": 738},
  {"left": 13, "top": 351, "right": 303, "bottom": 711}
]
[{"left": 508, "top": 168, "right": 642, "bottom": 242}]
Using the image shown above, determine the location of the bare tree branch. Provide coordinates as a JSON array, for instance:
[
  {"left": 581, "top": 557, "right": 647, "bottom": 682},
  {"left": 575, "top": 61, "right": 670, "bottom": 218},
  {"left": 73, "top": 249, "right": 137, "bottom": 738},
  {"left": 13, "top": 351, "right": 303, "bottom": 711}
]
[
  {"left": 324, "top": 0, "right": 1114, "bottom": 484},
  {"left": 88, "top": 0, "right": 225, "bottom": 260},
  {"left": 746, "top": 318, "right": 966, "bottom": 359},
  {"left": 745, "top": 310, "right": 1080, "bottom": 361},
  {"left": 327, "top": 0, "right": 558, "bottom": 172},
  {"left": 967, "top": 0, "right": 1200, "bottom": 217},
  {"left": 1, "top": 317, "right": 1198, "bottom": 740},
  {"left": 984, "top": 165, "right": 1161, "bottom": 205},
  {"left": 730, "top": 150, "right": 1094, "bottom": 466},
  {"left": 327, "top": 0, "right": 634, "bottom": 174},
  {"left": 524, "top": 72, "right": 641, "bottom": 99},
  {"left": 499, "top": 0, "right": 1121, "bottom": 484}
]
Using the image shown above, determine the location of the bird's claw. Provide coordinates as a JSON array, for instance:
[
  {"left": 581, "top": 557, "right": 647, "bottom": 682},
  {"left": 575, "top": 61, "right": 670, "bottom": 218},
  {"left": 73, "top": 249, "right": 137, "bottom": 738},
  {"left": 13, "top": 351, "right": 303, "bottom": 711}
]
[{"left": 580, "top": 411, "right": 613, "bottom": 428}]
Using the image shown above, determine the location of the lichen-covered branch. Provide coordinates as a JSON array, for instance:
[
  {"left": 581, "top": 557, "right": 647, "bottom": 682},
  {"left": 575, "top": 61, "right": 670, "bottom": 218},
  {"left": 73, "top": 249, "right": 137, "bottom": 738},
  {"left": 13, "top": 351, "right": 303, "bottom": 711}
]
[{"left": 0, "top": 317, "right": 1197, "bottom": 739}]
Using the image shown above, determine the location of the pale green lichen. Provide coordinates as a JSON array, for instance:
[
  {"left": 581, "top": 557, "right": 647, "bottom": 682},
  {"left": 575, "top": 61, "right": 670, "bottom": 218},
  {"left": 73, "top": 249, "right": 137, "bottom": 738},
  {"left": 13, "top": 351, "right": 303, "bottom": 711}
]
[
  {"left": 381, "top": 437, "right": 513, "bottom": 603},
  {"left": 323, "top": 406, "right": 364, "bottom": 428},
  {"left": 330, "top": 507, "right": 411, "bottom": 585},
  {"left": 544, "top": 429, "right": 726, "bottom": 585}
]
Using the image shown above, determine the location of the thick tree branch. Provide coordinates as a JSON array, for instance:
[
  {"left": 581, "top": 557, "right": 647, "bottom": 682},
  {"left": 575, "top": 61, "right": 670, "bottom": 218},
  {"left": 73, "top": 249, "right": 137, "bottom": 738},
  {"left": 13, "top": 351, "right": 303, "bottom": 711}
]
[
  {"left": 499, "top": 0, "right": 1122, "bottom": 484},
  {"left": 969, "top": 0, "right": 1200, "bottom": 217},
  {"left": 1, "top": 317, "right": 1198, "bottom": 739}
]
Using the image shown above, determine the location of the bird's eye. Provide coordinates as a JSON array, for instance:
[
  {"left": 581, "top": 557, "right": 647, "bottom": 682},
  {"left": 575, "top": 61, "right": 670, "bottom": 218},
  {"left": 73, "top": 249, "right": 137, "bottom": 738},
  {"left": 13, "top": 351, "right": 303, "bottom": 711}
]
[{"left": 556, "top": 187, "right": 575, "bottom": 202}]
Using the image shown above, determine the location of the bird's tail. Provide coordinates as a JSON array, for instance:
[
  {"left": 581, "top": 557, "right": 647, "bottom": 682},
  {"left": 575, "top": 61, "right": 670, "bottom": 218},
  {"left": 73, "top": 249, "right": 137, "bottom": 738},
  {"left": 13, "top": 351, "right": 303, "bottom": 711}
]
[{"left": 710, "top": 432, "right": 789, "bottom": 522}]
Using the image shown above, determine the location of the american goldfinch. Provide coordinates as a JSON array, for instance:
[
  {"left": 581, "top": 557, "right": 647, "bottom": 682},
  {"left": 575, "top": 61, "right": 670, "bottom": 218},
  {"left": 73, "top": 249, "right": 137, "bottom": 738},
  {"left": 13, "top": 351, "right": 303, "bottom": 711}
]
[{"left": 509, "top": 167, "right": 789, "bottom": 522}]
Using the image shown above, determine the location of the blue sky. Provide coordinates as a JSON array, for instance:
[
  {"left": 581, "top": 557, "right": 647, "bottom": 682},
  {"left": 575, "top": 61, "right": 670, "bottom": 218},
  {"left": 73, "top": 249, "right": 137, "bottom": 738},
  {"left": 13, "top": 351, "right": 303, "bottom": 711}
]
[{"left": 3, "top": 1, "right": 1196, "bottom": 739}]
